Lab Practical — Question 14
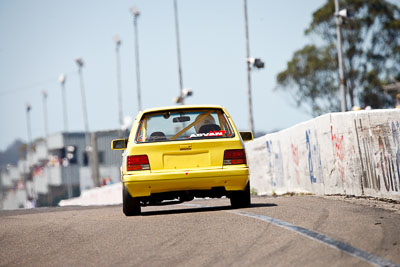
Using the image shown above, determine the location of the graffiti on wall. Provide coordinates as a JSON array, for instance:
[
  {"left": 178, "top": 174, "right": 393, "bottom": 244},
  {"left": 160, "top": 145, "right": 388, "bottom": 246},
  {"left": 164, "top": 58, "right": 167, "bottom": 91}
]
[
  {"left": 305, "top": 129, "right": 323, "bottom": 184},
  {"left": 376, "top": 121, "right": 400, "bottom": 192},
  {"left": 331, "top": 126, "right": 346, "bottom": 182},
  {"left": 291, "top": 143, "right": 300, "bottom": 184},
  {"left": 354, "top": 119, "right": 400, "bottom": 192},
  {"left": 354, "top": 119, "right": 380, "bottom": 191},
  {"left": 266, "top": 140, "right": 285, "bottom": 188},
  {"left": 378, "top": 136, "right": 399, "bottom": 192},
  {"left": 265, "top": 140, "right": 274, "bottom": 187},
  {"left": 393, "top": 121, "right": 400, "bottom": 185}
]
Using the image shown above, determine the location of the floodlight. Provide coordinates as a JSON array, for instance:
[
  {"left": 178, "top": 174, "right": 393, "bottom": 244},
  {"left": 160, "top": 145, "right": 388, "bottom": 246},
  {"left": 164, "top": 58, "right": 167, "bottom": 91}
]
[
  {"left": 182, "top": 88, "right": 193, "bottom": 97},
  {"left": 254, "top": 58, "right": 264, "bottom": 69},
  {"left": 335, "top": 9, "right": 354, "bottom": 18},
  {"left": 75, "top": 57, "right": 84, "bottom": 67},
  {"left": 246, "top": 57, "right": 255, "bottom": 64},
  {"left": 58, "top": 74, "right": 66, "bottom": 84},
  {"left": 130, "top": 6, "right": 140, "bottom": 17},
  {"left": 113, "top": 34, "right": 121, "bottom": 46}
]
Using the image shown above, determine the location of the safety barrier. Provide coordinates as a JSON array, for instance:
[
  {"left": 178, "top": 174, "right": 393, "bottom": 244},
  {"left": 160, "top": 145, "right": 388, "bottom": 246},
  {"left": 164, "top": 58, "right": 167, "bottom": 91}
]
[
  {"left": 59, "top": 182, "right": 122, "bottom": 206},
  {"left": 245, "top": 109, "right": 400, "bottom": 200}
]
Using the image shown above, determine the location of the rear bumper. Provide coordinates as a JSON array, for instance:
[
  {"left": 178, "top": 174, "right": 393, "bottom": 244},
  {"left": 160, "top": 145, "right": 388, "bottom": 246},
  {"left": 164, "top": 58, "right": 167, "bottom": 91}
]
[{"left": 122, "top": 167, "right": 249, "bottom": 197}]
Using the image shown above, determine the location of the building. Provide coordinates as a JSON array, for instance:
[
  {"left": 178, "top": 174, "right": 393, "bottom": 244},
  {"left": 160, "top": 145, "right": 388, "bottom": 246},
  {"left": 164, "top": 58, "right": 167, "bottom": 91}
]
[
  {"left": 0, "top": 164, "right": 26, "bottom": 209},
  {"left": 0, "top": 129, "right": 128, "bottom": 209}
]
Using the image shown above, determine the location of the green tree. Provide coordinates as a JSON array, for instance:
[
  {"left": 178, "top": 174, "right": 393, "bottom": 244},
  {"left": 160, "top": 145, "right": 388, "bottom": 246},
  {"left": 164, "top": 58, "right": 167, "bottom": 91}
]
[{"left": 276, "top": 0, "right": 400, "bottom": 116}]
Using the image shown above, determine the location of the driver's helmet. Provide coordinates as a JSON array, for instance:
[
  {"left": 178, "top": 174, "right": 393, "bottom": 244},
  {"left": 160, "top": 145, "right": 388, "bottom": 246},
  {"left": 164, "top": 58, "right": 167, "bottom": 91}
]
[{"left": 194, "top": 114, "right": 215, "bottom": 133}]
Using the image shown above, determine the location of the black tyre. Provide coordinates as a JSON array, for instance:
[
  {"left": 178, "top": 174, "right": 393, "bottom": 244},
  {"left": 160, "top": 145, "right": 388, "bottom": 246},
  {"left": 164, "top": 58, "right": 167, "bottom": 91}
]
[
  {"left": 230, "top": 182, "right": 251, "bottom": 208},
  {"left": 123, "top": 185, "right": 141, "bottom": 216}
]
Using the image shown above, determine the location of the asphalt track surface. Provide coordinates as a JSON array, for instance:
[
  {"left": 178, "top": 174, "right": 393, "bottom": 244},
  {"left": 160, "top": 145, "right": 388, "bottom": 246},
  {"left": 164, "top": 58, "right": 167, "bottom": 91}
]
[{"left": 1, "top": 196, "right": 399, "bottom": 267}]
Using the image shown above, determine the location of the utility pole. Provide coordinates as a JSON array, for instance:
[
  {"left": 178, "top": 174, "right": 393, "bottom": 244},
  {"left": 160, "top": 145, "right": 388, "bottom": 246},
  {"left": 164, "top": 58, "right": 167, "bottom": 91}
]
[
  {"left": 243, "top": 0, "right": 254, "bottom": 133},
  {"left": 130, "top": 6, "right": 142, "bottom": 111},
  {"left": 334, "top": 0, "right": 347, "bottom": 112},
  {"left": 173, "top": 0, "right": 184, "bottom": 104},
  {"left": 113, "top": 35, "right": 124, "bottom": 137},
  {"left": 58, "top": 74, "right": 68, "bottom": 132}
]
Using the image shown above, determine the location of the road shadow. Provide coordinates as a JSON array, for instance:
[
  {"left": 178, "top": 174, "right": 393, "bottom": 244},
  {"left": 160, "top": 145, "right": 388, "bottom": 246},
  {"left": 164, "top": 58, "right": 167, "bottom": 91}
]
[
  {"left": 0, "top": 202, "right": 277, "bottom": 218},
  {"left": 141, "top": 202, "right": 277, "bottom": 217}
]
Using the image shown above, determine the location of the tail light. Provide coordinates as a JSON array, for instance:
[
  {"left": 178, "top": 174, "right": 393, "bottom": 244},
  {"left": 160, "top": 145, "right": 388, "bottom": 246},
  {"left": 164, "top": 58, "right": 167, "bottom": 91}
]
[
  {"left": 127, "top": 155, "right": 150, "bottom": 171},
  {"left": 223, "top": 149, "right": 246, "bottom": 165}
]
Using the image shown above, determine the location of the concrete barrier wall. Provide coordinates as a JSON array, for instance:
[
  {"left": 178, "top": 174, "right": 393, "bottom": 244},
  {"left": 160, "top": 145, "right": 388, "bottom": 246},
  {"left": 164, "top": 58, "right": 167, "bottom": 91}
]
[{"left": 245, "top": 109, "right": 400, "bottom": 200}]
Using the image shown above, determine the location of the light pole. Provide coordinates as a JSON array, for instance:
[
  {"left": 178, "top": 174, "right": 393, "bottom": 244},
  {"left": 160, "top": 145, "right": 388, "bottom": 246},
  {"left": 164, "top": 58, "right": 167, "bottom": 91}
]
[
  {"left": 334, "top": 0, "right": 347, "bottom": 112},
  {"left": 25, "top": 103, "right": 36, "bottom": 207},
  {"left": 113, "top": 34, "right": 124, "bottom": 136},
  {"left": 25, "top": 103, "right": 32, "bottom": 181},
  {"left": 75, "top": 57, "right": 98, "bottom": 188},
  {"left": 173, "top": 0, "right": 185, "bottom": 104},
  {"left": 58, "top": 74, "right": 68, "bottom": 132},
  {"left": 244, "top": 0, "right": 254, "bottom": 133},
  {"left": 242, "top": 0, "right": 265, "bottom": 133},
  {"left": 42, "top": 90, "right": 49, "bottom": 137},
  {"left": 25, "top": 103, "right": 32, "bottom": 156},
  {"left": 76, "top": 58, "right": 90, "bottom": 136},
  {"left": 130, "top": 6, "right": 142, "bottom": 111},
  {"left": 41, "top": 90, "right": 52, "bottom": 205}
]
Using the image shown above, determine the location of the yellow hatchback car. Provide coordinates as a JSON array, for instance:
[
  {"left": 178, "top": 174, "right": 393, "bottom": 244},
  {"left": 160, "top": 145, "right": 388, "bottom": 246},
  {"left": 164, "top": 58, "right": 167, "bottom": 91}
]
[{"left": 112, "top": 105, "right": 252, "bottom": 216}]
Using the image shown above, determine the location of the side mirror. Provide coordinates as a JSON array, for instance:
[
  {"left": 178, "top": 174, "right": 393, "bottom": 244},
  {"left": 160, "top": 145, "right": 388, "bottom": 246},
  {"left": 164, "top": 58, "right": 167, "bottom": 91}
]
[
  {"left": 240, "top": 132, "right": 253, "bottom": 142},
  {"left": 111, "top": 139, "right": 127, "bottom": 150}
]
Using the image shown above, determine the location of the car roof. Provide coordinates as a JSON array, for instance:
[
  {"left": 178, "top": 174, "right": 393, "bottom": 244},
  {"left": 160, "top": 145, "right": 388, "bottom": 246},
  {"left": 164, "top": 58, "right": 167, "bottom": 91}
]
[{"left": 141, "top": 104, "right": 225, "bottom": 114}]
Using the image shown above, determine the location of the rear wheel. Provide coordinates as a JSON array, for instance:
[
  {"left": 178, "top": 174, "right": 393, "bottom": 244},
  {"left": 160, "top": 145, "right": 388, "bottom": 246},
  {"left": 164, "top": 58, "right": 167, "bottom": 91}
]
[
  {"left": 230, "top": 182, "right": 251, "bottom": 208},
  {"left": 123, "top": 185, "right": 141, "bottom": 216}
]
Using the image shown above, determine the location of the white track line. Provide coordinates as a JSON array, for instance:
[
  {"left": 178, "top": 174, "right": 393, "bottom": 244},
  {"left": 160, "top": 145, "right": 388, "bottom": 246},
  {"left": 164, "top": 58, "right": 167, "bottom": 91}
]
[{"left": 183, "top": 203, "right": 398, "bottom": 267}]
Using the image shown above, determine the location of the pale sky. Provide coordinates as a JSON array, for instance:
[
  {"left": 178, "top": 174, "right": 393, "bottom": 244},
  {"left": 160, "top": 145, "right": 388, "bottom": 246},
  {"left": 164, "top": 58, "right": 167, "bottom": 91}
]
[{"left": 0, "top": 0, "right": 330, "bottom": 151}]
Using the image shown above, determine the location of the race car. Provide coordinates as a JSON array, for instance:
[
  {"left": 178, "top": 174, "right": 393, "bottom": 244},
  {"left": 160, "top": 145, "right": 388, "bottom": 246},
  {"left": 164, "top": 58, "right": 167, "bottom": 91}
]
[{"left": 111, "top": 105, "right": 252, "bottom": 216}]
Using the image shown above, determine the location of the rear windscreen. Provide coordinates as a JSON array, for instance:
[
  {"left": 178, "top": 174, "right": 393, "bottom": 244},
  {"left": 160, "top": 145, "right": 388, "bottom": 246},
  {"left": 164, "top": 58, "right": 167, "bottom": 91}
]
[{"left": 135, "top": 109, "right": 235, "bottom": 143}]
